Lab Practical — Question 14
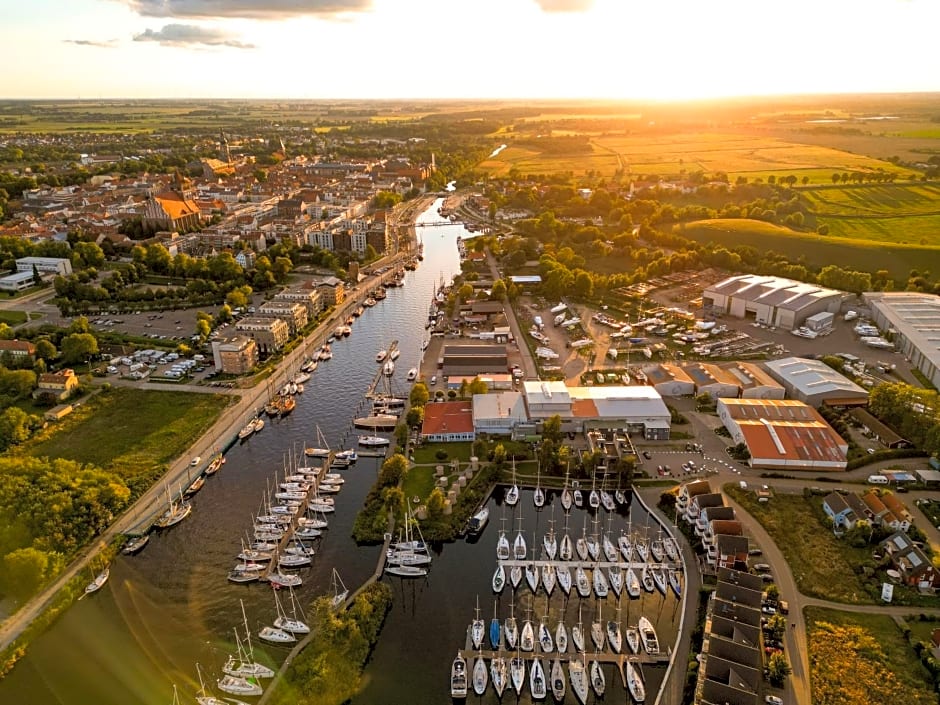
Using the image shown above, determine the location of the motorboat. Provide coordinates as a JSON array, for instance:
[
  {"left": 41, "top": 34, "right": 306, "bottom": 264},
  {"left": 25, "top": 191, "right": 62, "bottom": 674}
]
[
  {"left": 529, "top": 658, "right": 547, "bottom": 700},
  {"left": 258, "top": 626, "right": 296, "bottom": 644},
  {"left": 468, "top": 507, "right": 489, "bottom": 534},
  {"left": 626, "top": 659, "right": 646, "bottom": 702},
  {"left": 550, "top": 659, "right": 566, "bottom": 701},
  {"left": 84, "top": 566, "right": 109, "bottom": 595},
  {"left": 358, "top": 434, "right": 390, "bottom": 447},
  {"left": 335, "top": 449, "right": 358, "bottom": 463},
  {"left": 451, "top": 653, "right": 468, "bottom": 698},
  {"left": 568, "top": 658, "right": 588, "bottom": 705},
  {"left": 406, "top": 367, "right": 418, "bottom": 381},
  {"left": 472, "top": 656, "right": 488, "bottom": 696},
  {"left": 573, "top": 489, "right": 583, "bottom": 508},
  {"left": 589, "top": 660, "right": 606, "bottom": 697},
  {"left": 638, "top": 616, "right": 660, "bottom": 655},
  {"left": 121, "top": 535, "right": 150, "bottom": 555}
]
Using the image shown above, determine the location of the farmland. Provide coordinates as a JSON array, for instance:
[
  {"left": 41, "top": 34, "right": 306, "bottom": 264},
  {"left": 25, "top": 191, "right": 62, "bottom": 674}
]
[
  {"left": 679, "top": 218, "right": 940, "bottom": 282},
  {"left": 478, "top": 131, "right": 915, "bottom": 182}
]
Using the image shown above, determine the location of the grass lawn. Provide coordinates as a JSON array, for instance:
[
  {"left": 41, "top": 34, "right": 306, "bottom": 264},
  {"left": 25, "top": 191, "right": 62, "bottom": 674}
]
[
  {"left": 806, "top": 607, "right": 936, "bottom": 705},
  {"left": 906, "top": 616, "right": 940, "bottom": 646},
  {"left": 402, "top": 464, "right": 439, "bottom": 504},
  {"left": 411, "top": 441, "right": 474, "bottom": 465},
  {"left": 725, "top": 486, "right": 873, "bottom": 603},
  {"left": 0, "top": 310, "right": 27, "bottom": 326},
  {"left": 679, "top": 218, "right": 940, "bottom": 282},
  {"left": 20, "top": 387, "right": 233, "bottom": 483}
]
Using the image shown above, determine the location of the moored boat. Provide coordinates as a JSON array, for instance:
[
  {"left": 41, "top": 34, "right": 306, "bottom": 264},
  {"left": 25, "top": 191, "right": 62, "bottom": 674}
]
[
  {"left": 121, "top": 534, "right": 150, "bottom": 555},
  {"left": 626, "top": 659, "right": 646, "bottom": 702},
  {"left": 84, "top": 566, "right": 109, "bottom": 595},
  {"left": 568, "top": 658, "right": 588, "bottom": 705},
  {"left": 639, "top": 616, "right": 660, "bottom": 655},
  {"left": 451, "top": 653, "right": 468, "bottom": 698}
]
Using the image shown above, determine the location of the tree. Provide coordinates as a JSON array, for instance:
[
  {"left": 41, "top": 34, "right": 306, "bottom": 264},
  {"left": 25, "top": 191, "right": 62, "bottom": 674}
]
[
  {"left": 226, "top": 289, "right": 249, "bottom": 309},
  {"left": 34, "top": 338, "right": 57, "bottom": 362},
  {"left": 60, "top": 332, "right": 98, "bottom": 365},
  {"left": 490, "top": 279, "right": 507, "bottom": 301},
  {"left": 405, "top": 406, "right": 424, "bottom": 428},
  {"left": 381, "top": 486, "right": 404, "bottom": 514},
  {"left": 426, "top": 488, "right": 446, "bottom": 518},
  {"left": 458, "top": 283, "right": 474, "bottom": 301},
  {"left": 196, "top": 318, "right": 211, "bottom": 341},
  {"left": 0, "top": 407, "right": 39, "bottom": 448},
  {"left": 468, "top": 377, "right": 489, "bottom": 396},
  {"left": 765, "top": 584, "right": 780, "bottom": 601},
  {"left": 542, "top": 414, "right": 563, "bottom": 444},
  {"left": 31, "top": 264, "right": 42, "bottom": 286},
  {"left": 767, "top": 652, "right": 791, "bottom": 686},
  {"left": 458, "top": 378, "right": 470, "bottom": 399},
  {"left": 0, "top": 547, "right": 59, "bottom": 603},
  {"left": 409, "top": 382, "right": 429, "bottom": 408},
  {"left": 273, "top": 256, "right": 293, "bottom": 283}
]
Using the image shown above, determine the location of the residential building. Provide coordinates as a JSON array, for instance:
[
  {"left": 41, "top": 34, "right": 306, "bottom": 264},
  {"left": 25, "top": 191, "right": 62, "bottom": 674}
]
[
  {"left": 864, "top": 292, "right": 940, "bottom": 389},
  {"left": 704, "top": 518, "right": 743, "bottom": 568},
  {"left": 690, "top": 493, "right": 725, "bottom": 531},
  {"left": 316, "top": 276, "right": 345, "bottom": 306},
  {"left": 881, "top": 532, "right": 940, "bottom": 589},
  {"left": 421, "top": 401, "right": 475, "bottom": 442},
  {"left": 714, "top": 534, "right": 749, "bottom": 571},
  {"left": 33, "top": 368, "right": 79, "bottom": 401},
  {"left": 211, "top": 336, "right": 258, "bottom": 375},
  {"left": 258, "top": 301, "right": 309, "bottom": 335},
  {"left": 274, "top": 287, "right": 322, "bottom": 317},
  {"left": 0, "top": 339, "right": 36, "bottom": 358},
  {"left": 235, "top": 317, "right": 290, "bottom": 354},
  {"left": 472, "top": 391, "right": 528, "bottom": 436},
  {"left": 717, "top": 398, "right": 848, "bottom": 471},
  {"left": 823, "top": 492, "right": 860, "bottom": 532},
  {"left": 677, "top": 480, "right": 713, "bottom": 522},
  {"left": 763, "top": 357, "right": 868, "bottom": 407},
  {"left": 880, "top": 492, "right": 913, "bottom": 531},
  {"left": 850, "top": 408, "right": 910, "bottom": 448},
  {"left": 15, "top": 256, "right": 73, "bottom": 276},
  {"left": 703, "top": 274, "right": 843, "bottom": 329}
]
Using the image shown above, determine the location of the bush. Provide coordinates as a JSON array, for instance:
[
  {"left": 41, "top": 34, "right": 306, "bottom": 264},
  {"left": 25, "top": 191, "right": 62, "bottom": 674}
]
[{"left": 435, "top": 449, "right": 449, "bottom": 461}]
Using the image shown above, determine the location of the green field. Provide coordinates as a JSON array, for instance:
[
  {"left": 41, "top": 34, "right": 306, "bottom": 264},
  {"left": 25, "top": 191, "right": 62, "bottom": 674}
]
[
  {"left": 806, "top": 607, "right": 936, "bottom": 705},
  {"left": 479, "top": 131, "right": 915, "bottom": 181},
  {"left": 0, "top": 310, "right": 26, "bottom": 326},
  {"left": 680, "top": 218, "right": 940, "bottom": 282},
  {"left": 21, "top": 387, "right": 232, "bottom": 480}
]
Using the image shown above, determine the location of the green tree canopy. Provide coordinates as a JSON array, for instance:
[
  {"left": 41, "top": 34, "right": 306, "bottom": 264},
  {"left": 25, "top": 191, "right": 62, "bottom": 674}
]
[{"left": 60, "top": 332, "right": 98, "bottom": 365}]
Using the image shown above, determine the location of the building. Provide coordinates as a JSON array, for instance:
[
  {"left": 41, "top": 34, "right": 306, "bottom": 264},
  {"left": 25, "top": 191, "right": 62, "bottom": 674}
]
[
  {"left": 677, "top": 480, "right": 713, "bottom": 522},
  {"left": 724, "top": 362, "right": 785, "bottom": 399},
  {"left": 143, "top": 186, "right": 201, "bottom": 231},
  {"left": 763, "top": 357, "right": 868, "bottom": 407},
  {"left": 258, "top": 301, "right": 309, "bottom": 334},
  {"left": 881, "top": 532, "right": 940, "bottom": 589},
  {"left": 274, "top": 287, "right": 322, "bottom": 317},
  {"left": 849, "top": 408, "right": 909, "bottom": 448},
  {"left": 211, "top": 336, "right": 258, "bottom": 374},
  {"left": 714, "top": 534, "right": 749, "bottom": 572},
  {"left": 522, "top": 381, "right": 671, "bottom": 440},
  {"left": 0, "top": 270, "right": 38, "bottom": 292},
  {"left": 703, "top": 274, "right": 843, "bottom": 329},
  {"left": 15, "top": 256, "right": 73, "bottom": 276},
  {"left": 822, "top": 492, "right": 860, "bottom": 532},
  {"left": 315, "top": 277, "right": 345, "bottom": 307},
  {"left": 472, "top": 391, "right": 528, "bottom": 436},
  {"left": 33, "top": 368, "right": 79, "bottom": 401},
  {"left": 421, "top": 401, "right": 475, "bottom": 442},
  {"left": 644, "top": 363, "right": 696, "bottom": 396},
  {"left": 717, "top": 398, "right": 848, "bottom": 471},
  {"left": 441, "top": 344, "right": 508, "bottom": 378},
  {"left": 235, "top": 317, "right": 290, "bottom": 355},
  {"left": 0, "top": 339, "right": 36, "bottom": 358},
  {"left": 863, "top": 292, "right": 940, "bottom": 389},
  {"left": 684, "top": 363, "right": 744, "bottom": 399}
]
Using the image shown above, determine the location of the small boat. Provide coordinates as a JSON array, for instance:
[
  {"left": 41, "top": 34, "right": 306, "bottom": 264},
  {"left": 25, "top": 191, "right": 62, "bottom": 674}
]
[
  {"left": 510, "top": 654, "right": 525, "bottom": 695},
  {"left": 258, "top": 626, "right": 295, "bottom": 644},
  {"left": 588, "top": 489, "right": 600, "bottom": 510},
  {"left": 358, "top": 435, "right": 390, "bottom": 447},
  {"left": 538, "top": 621, "right": 554, "bottom": 653},
  {"left": 593, "top": 567, "right": 609, "bottom": 598},
  {"left": 600, "top": 490, "right": 616, "bottom": 512},
  {"left": 184, "top": 474, "right": 205, "bottom": 498},
  {"left": 533, "top": 485, "right": 545, "bottom": 508},
  {"left": 491, "top": 656, "right": 508, "bottom": 698},
  {"left": 406, "top": 367, "right": 418, "bottom": 381},
  {"left": 451, "top": 653, "right": 468, "bottom": 698},
  {"left": 335, "top": 449, "right": 357, "bottom": 463},
  {"left": 330, "top": 568, "right": 349, "bottom": 609},
  {"left": 626, "top": 659, "right": 646, "bottom": 702},
  {"left": 421, "top": 338, "right": 429, "bottom": 350},
  {"left": 669, "top": 569, "right": 682, "bottom": 597},
  {"left": 559, "top": 533, "right": 573, "bottom": 561},
  {"left": 608, "top": 564, "right": 623, "bottom": 597},
  {"left": 84, "top": 566, "right": 109, "bottom": 595},
  {"left": 205, "top": 454, "right": 224, "bottom": 476},
  {"left": 550, "top": 659, "right": 566, "bottom": 701},
  {"left": 492, "top": 563, "right": 506, "bottom": 593},
  {"left": 237, "top": 420, "right": 257, "bottom": 440},
  {"left": 267, "top": 571, "right": 302, "bottom": 589},
  {"left": 638, "top": 616, "right": 660, "bottom": 655},
  {"left": 505, "top": 484, "right": 519, "bottom": 506},
  {"left": 525, "top": 563, "right": 539, "bottom": 593},
  {"left": 510, "top": 565, "right": 522, "bottom": 589},
  {"left": 626, "top": 626, "right": 640, "bottom": 654},
  {"left": 468, "top": 507, "right": 489, "bottom": 534},
  {"left": 615, "top": 488, "right": 627, "bottom": 505},
  {"left": 389, "top": 348, "right": 400, "bottom": 361},
  {"left": 555, "top": 621, "right": 568, "bottom": 654},
  {"left": 607, "top": 620, "right": 623, "bottom": 654},
  {"left": 641, "top": 565, "right": 655, "bottom": 593},
  {"left": 619, "top": 532, "right": 634, "bottom": 562},
  {"left": 529, "top": 658, "right": 547, "bottom": 700},
  {"left": 217, "top": 674, "right": 262, "bottom": 697},
  {"left": 521, "top": 621, "right": 535, "bottom": 652},
  {"left": 385, "top": 564, "right": 428, "bottom": 578},
  {"left": 573, "top": 489, "right": 583, "bottom": 508},
  {"left": 651, "top": 537, "right": 665, "bottom": 563},
  {"left": 568, "top": 658, "right": 588, "bottom": 705},
  {"left": 541, "top": 564, "right": 556, "bottom": 595},
  {"left": 561, "top": 486, "right": 573, "bottom": 510},
  {"left": 575, "top": 567, "right": 591, "bottom": 598},
  {"left": 121, "top": 535, "right": 150, "bottom": 555},
  {"left": 383, "top": 360, "right": 395, "bottom": 376},
  {"left": 496, "top": 531, "right": 511, "bottom": 561},
  {"left": 664, "top": 537, "right": 679, "bottom": 562},
  {"left": 555, "top": 565, "right": 572, "bottom": 595},
  {"left": 305, "top": 447, "right": 330, "bottom": 458},
  {"left": 471, "top": 600, "right": 485, "bottom": 649},
  {"left": 589, "top": 660, "right": 605, "bottom": 697},
  {"left": 472, "top": 656, "right": 488, "bottom": 696}
]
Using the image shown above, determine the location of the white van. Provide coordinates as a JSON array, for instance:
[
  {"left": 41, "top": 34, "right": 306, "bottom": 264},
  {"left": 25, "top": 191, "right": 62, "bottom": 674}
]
[{"left": 867, "top": 474, "right": 889, "bottom": 485}]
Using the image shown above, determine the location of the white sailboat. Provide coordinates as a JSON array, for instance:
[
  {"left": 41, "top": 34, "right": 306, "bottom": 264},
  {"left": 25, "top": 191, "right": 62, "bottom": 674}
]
[
  {"left": 591, "top": 602, "right": 605, "bottom": 652},
  {"left": 589, "top": 659, "right": 606, "bottom": 697},
  {"left": 490, "top": 656, "right": 508, "bottom": 698},
  {"left": 513, "top": 514, "right": 527, "bottom": 560},
  {"left": 571, "top": 605, "right": 586, "bottom": 653},
  {"left": 626, "top": 659, "right": 646, "bottom": 702},
  {"left": 568, "top": 656, "right": 589, "bottom": 705},
  {"left": 258, "top": 625, "right": 296, "bottom": 645},
  {"left": 555, "top": 620, "right": 568, "bottom": 654},
  {"left": 217, "top": 674, "right": 262, "bottom": 698},
  {"left": 470, "top": 597, "right": 485, "bottom": 650},
  {"left": 538, "top": 620, "right": 554, "bottom": 653},
  {"left": 555, "top": 564, "right": 572, "bottom": 596},
  {"left": 541, "top": 563, "right": 556, "bottom": 595},
  {"left": 273, "top": 587, "right": 309, "bottom": 634},
  {"left": 472, "top": 656, "right": 488, "bottom": 696},
  {"left": 529, "top": 658, "right": 547, "bottom": 700},
  {"left": 196, "top": 663, "right": 247, "bottom": 705},
  {"left": 224, "top": 602, "right": 275, "bottom": 680},
  {"left": 504, "top": 602, "right": 519, "bottom": 650},
  {"left": 330, "top": 568, "right": 348, "bottom": 609},
  {"left": 543, "top": 508, "right": 557, "bottom": 560},
  {"left": 492, "top": 562, "right": 506, "bottom": 594},
  {"left": 505, "top": 458, "right": 519, "bottom": 506},
  {"left": 510, "top": 652, "right": 525, "bottom": 695},
  {"left": 533, "top": 462, "right": 545, "bottom": 508},
  {"left": 550, "top": 658, "right": 566, "bottom": 701}
]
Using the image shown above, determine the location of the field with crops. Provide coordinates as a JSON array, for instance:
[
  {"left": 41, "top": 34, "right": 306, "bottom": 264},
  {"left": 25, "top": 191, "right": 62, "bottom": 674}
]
[{"left": 679, "top": 218, "right": 940, "bottom": 282}]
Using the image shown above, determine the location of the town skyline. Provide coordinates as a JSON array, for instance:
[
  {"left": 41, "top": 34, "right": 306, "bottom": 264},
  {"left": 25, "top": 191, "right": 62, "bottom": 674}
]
[{"left": 5, "top": 0, "right": 940, "bottom": 100}]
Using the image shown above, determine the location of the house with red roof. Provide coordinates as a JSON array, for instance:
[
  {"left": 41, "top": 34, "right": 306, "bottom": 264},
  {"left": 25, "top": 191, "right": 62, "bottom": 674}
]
[{"left": 421, "top": 401, "right": 475, "bottom": 443}]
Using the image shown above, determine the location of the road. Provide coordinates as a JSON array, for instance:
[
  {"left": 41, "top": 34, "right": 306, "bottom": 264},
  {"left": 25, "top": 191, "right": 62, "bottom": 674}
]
[
  {"left": 484, "top": 249, "right": 538, "bottom": 380},
  {"left": 0, "top": 241, "right": 420, "bottom": 653}
]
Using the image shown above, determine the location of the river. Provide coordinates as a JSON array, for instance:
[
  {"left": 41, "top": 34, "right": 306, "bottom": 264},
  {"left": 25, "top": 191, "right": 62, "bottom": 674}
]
[{"left": 0, "top": 198, "right": 682, "bottom": 705}]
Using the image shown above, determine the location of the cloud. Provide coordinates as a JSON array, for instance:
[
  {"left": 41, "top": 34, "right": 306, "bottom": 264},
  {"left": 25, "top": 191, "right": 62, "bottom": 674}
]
[
  {"left": 63, "top": 39, "right": 119, "bottom": 48},
  {"left": 534, "top": 0, "right": 594, "bottom": 11},
  {"left": 133, "top": 23, "right": 255, "bottom": 48},
  {"left": 125, "top": 0, "right": 372, "bottom": 19}
]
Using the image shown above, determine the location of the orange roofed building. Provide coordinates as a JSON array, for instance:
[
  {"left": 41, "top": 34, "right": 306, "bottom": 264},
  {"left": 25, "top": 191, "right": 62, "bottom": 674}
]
[
  {"left": 143, "top": 173, "right": 201, "bottom": 232},
  {"left": 717, "top": 398, "right": 848, "bottom": 471},
  {"left": 421, "top": 401, "right": 475, "bottom": 443}
]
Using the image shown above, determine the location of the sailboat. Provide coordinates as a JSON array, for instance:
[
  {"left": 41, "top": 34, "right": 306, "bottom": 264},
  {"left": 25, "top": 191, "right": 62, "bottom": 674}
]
[
  {"left": 84, "top": 565, "right": 109, "bottom": 595},
  {"left": 664, "top": 535, "right": 679, "bottom": 562},
  {"left": 470, "top": 597, "right": 485, "bottom": 650},
  {"left": 525, "top": 558, "right": 539, "bottom": 594},
  {"left": 555, "top": 563, "right": 572, "bottom": 595},
  {"left": 529, "top": 658, "right": 547, "bottom": 700},
  {"left": 223, "top": 603, "right": 275, "bottom": 680},
  {"left": 559, "top": 529, "right": 573, "bottom": 562},
  {"left": 607, "top": 615, "right": 623, "bottom": 654},
  {"left": 490, "top": 601, "right": 502, "bottom": 650},
  {"left": 555, "top": 620, "right": 568, "bottom": 654},
  {"left": 258, "top": 624, "right": 296, "bottom": 645},
  {"left": 626, "top": 659, "right": 646, "bottom": 702},
  {"left": 505, "top": 458, "right": 519, "bottom": 506},
  {"left": 217, "top": 673, "right": 262, "bottom": 698},
  {"left": 509, "top": 563, "right": 523, "bottom": 590},
  {"left": 274, "top": 587, "right": 309, "bottom": 634},
  {"left": 496, "top": 519, "right": 511, "bottom": 561},
  {"left": 543, "top": 508, "right": 557, "bottom": 560},
  {"left": 533, "top": 462, "right": 545, "bottom": 508},
  {"left": 451, "top": 653, "right": 468, "bottom": 698},
  {"left": 641, "top": 565, "right": 655, "bottom": 593},
  {"left": 550, "top": 659, "right": 566, "bottom": 701},
  {"left": 589, "top": 659, "right": 606, "bottom": 697},
  {"left": 513, "top": 515, "right": 527, "bottom": 560},
  {"left": 626, "top": 626, "right": 641, "bottom": 654},
  {"left": 588, "top": 468, "right": 600, "bottom": 510},
  {"left": 538, "top": 620, "right": 554, "bottom": 653},
  {"left": 330, "top": 568, "right": 348, "bottom": 609},
  {"left": 591, "top": 603, "right": 605, "bottom": 651},
  {"left": 561, "top": 466, "right": 573, "bottom": 510},
  {"left": 304, "top": 425, "right": 331, "bottom": 457},
  {"left": 541, "top": 563, "right": 556, "bottom": 595},
  {"left": 490, "top": 655, "right": 508, "bottom": 698},
  {"left": 196, "top": 663, "right": 247, "bottom": 705},
  {"left": 652, "top": 565, "right": 668, "bottom": 595},
  {"left": 573, "top": 487, "right": 584, "bottom": 509},
  {"left": 521, "top": 618, "right": 535, "bottom": 652},
  {"left": 472, "top": 655, "right": 488, "bottom": 696},
  {"left": 575, "top": 566, "right": 591, "bottom": 598},
  {"left": 154, "top": 483, "right": 192, "bottom": 529},
  {"left": 669, "top": 568, "right": 683, "bottom": 597},
  {"left": 608, "top": 564, "right": 623, "bottom": 597},
  {"left": 576, "top": 519, "right": 589, "bottom": 561},
  {"left": 571, "top": 605, "right": 586, "bottom": 653},
  {"left": 618, "top": 530, "right": 634, "bottom": 562},
  {"left": 510, "top": 651, "right": 525, "bottom": 695},
  {"left": 504, "top": 601, "right": 519, "bottom": 650},
  {"left": 651, "top": 531, "right": 666, "bottom": 563},
  {"left": 568, "top": 656, "right": 589, "bottom": 705}
]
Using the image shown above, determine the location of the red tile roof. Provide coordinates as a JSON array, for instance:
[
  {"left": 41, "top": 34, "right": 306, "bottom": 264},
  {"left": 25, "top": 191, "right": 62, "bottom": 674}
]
[{"left": 421, "top": 401, "right": 474, "bottom": 436}]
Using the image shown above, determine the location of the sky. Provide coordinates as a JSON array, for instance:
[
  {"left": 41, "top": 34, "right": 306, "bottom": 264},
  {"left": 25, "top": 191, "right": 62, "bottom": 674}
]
[{"left": 3, "top": 0, "right": 939, "bottom": 100}]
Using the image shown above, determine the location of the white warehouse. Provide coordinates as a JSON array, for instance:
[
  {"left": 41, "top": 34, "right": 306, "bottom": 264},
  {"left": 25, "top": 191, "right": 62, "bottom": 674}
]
[{"left": 703, "top": 274, "right": 843, "bottom": 329}]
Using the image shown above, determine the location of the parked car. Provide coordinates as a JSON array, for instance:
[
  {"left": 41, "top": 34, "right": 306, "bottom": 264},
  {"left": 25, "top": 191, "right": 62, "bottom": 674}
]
[
  {"left": 766, "top": 696, "right": 783, "bottom": 705},
  {"left": 642, "top": 450, "right": 651, "bottom": 459},
  {"left": 753, "top": 563, "right": 772, "bottom": 572},
  {"left": 748, "top": 548, "right": 763, "bottom": 556}
]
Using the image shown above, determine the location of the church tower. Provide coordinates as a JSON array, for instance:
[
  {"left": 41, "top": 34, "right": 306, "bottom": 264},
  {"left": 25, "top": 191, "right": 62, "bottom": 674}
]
[{"left": 220, "top": 130, "right": 231, "bottom": 163}]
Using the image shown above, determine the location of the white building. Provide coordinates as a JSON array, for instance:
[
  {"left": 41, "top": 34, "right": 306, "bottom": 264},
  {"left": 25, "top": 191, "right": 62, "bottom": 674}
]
[
  {"left": 703, "top": 274, "right": 843, "bottom": 329},
  {"left": 0, "top": 270, "right": 38, "bottom": 292},
  {"left": 16, "top": 256, "right": 73, "bottom": 276},
  {"left": 864, "top": 292, "right": 940, "bottom": 389},
  {"left": 472, "top": 391, "right": 528, "bottom": 436},
  {"left": 763, "top": 357, "right": 868, "bottom": 407}
]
